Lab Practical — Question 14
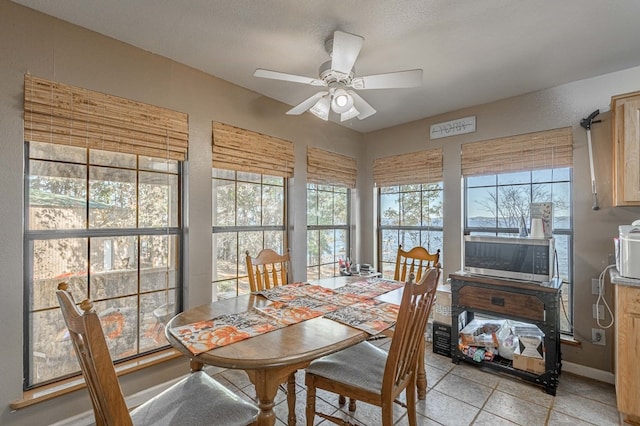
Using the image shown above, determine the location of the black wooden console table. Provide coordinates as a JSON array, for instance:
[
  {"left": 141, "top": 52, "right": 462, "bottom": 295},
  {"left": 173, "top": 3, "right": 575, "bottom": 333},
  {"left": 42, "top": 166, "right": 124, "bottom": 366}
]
[{"left": 449, "top": 272, "right": 562, "bottom": 395}]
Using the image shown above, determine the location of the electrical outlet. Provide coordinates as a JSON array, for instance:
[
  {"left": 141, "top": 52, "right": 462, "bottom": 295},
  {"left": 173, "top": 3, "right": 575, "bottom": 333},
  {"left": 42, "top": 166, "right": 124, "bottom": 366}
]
[
  {"left": 592, "top": 304, "right": 605, "bottom": 319},
  {"left": 592, "top": 328, "right": 606, "bottom": 346},
  {"left": 591, "top": 278, "right": 603, "bottom": 296}
]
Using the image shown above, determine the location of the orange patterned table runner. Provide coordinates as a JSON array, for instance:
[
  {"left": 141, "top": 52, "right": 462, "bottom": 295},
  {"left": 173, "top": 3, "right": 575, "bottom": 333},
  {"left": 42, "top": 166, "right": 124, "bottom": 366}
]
[{"left": 170, "top": 278, "right": 403, "bottom": 355}]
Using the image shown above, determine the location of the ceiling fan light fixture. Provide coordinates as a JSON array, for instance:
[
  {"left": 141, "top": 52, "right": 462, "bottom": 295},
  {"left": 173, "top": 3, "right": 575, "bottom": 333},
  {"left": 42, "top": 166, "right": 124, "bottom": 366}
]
[
  {"left": 309, "top": 95, "right": 330, "bottom": 120},
  {"left": 331, "top": 88, "right": 353, "bottom": 114},
  {"left": 340, "top": 106, "right": 360, "bottom": 122}
]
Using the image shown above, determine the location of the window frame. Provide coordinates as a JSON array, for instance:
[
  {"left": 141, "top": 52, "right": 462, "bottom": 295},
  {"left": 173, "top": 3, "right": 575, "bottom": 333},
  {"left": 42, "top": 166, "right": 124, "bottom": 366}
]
[
  {"left": 377, "top": 182, "right": 444, "bottom": 278},
  {"left": 211, "top": 169, "right": 288, "bottom": 299},
  {"left": 23, "top": 142, "right": 183, "bottom": 390},
  {"left": 463, "top": 168, "right": 574, "bottom": 334},
  {"left": 306, "top": 183, "right": 351, "bottom": 281}
]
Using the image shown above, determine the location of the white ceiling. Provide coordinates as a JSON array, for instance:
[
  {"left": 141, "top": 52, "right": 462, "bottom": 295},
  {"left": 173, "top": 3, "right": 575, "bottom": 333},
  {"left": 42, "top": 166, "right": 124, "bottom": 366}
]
[{"left": 12, "top": 0, "right": 640, "bottom": 133}]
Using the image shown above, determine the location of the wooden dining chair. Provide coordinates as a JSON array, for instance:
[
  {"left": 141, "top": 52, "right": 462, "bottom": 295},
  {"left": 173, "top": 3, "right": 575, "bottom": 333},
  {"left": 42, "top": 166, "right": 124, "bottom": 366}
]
[
  {"left": 391, "top": 244, "right": 441, "bottom": 399},
  {"left": 245, "top": 248, "right": 290, "bottom": 292},
  {"left": 245, "top": 248, "right": 297, "bottom": 424},
  {"left": 305, "top": 268, "right": 440, "bottom": 426},
  {"left": 55, "top": 283, "right": 259, "bottom": 426},
  {"left": 394, "top": 244, "right": 440, "bottom": 282}
]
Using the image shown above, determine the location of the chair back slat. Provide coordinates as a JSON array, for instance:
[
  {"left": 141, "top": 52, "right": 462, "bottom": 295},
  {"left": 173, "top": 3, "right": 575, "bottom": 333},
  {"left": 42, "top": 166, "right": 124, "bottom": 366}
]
[
  {"left": 56, "top": 283, "right": 133, "bottom": 426},
  {"left": 383, "top": 268, "right": 440, "bottom": 397},
  {"left": 394, "top": 245, "right": 440, "bottom": 282},
  {"left": 246, "top": 249, "right": 290, "bottom": 292}
]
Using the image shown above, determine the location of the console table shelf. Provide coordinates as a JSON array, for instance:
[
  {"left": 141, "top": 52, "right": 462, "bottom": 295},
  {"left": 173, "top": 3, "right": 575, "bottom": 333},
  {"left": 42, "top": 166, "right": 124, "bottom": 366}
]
[{"left": 449, "top": 272, "right": 562, "bottom": 395}]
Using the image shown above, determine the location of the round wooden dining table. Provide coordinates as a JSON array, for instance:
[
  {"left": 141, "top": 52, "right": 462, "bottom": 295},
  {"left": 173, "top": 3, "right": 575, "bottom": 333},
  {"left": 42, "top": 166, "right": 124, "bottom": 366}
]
[{"left": 165, "top": 276, "right": 395, "bottom": 426}]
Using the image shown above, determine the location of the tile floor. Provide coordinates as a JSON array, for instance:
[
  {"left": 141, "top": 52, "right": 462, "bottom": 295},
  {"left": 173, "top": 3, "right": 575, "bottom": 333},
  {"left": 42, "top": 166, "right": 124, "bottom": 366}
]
[{"left": 208, "top": 338, "right": 621, "bottom": 426}]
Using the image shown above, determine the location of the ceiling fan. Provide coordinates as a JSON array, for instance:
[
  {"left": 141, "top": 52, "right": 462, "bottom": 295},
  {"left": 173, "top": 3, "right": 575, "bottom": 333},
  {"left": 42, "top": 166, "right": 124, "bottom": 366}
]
[{"left": 254, "top": 30, "right": 423, "bottom": 122}]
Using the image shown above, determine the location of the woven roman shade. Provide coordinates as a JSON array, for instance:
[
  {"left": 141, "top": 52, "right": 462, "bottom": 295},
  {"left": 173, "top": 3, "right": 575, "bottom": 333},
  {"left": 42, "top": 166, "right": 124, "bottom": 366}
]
[
  {"left": 24, "top": 75, "right": 188, "bottom": 160},
  {"left": 212, "top": 122, "right": 294, "bottom": 178},
  {"left": 373, "top": 148, "right": 443, "bottom": 187},
  {"left": 461, "top": 127, "right": 572, "bottom": 176},
  {"left": 307, "top": 147, "right": 357, "bottom": 188}
]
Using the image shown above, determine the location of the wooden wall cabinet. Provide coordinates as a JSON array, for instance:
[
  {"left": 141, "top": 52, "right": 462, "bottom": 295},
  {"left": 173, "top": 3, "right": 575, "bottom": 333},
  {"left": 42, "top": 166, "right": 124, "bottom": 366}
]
[
  {"left": 612, "top": 91, "right": 640, "bottom": 206},
  {"left": 614, "top": 283, "right": 640, "bottom": 424}
]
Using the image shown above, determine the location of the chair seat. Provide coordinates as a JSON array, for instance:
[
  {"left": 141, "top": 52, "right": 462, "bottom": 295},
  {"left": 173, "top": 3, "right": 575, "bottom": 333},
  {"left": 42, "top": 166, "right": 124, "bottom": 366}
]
[
  {"left": 306, "top": 341, "right": 387, "bottom": 394},
  {"left": 130, "top": 371, "right": 259, "bottom": 426}
]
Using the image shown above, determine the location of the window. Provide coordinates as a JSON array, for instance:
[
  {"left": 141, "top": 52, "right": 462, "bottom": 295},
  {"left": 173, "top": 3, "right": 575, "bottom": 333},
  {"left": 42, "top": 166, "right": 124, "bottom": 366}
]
[
  {"left": 377, "top": 183, "right": 444, "bottom": 277},
  {"left": 374, "top": 148, "right": 444, "bottom": 278},
  {"left": 25, "top": 142, "right": 181, "bottom": 388},
  {"left": 212, "top": 170, "right": 286, "bottom": 299},
  {"left": 306, "top": 184, "right": 350, "bottom": 280},
  {"left": 464, "top": 168, "right": 573, "bottom": 333}
]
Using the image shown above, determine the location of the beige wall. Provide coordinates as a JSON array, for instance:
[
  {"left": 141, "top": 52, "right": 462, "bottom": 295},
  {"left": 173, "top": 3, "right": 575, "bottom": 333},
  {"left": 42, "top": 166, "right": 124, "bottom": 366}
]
[
  {"left": 360, "top": 68, "right": 640, "bottom": 374},
  {"left": 0, "top": 2, "right": 362, "bottom": 424},
  {"left": 2, "top": 0, "right": 640, "bottom": 424}
]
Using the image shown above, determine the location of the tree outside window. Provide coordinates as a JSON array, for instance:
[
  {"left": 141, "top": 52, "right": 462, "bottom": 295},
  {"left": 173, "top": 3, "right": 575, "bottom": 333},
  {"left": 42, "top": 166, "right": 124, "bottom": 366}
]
[
  {"left": 464, "top": 168, "right": 573, "bottom": 333},
  {"left": 306, "top": 184, "right": 349, "bottom": 280},
  {"left": 26, "top": 142, "right": 180, "bottom": 388},
  {"left": 378, "top": 183, "right": 444, "bottom": 277},
  {"left": 212, "top": 170, "right": 286, "bottom": 299}
]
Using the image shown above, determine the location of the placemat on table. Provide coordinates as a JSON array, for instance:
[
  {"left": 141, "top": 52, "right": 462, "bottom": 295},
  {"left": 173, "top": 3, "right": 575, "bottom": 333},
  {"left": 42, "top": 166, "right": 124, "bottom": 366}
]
[
  {"left": 324, "top": 299, "right": 400, "bottom": 335},
  {"left": 169, "top": 309, "right": 287, "bottom": 355},
  {"left": 333, "top": 278, "right": 403, "bottom": 299},
  {"left": 254, "top": 296, "right": 342, "bottom": 325}
]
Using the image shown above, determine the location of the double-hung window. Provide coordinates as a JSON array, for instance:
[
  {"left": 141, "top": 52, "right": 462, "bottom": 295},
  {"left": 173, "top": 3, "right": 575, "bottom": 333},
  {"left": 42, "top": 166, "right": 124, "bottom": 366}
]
[
  {"left": 212, "top": 170, "right": 286, "bottom": 298},
  {"left": 461, "top": 128, "right": 574, "bottom": 334},
  {"left": 23, "top": 76, "right": 187, "bottom": 388},
  {"left": 306, "top": 148, "right": 356, "bottom": 280},
  {"left": 374, "top": 149, "right": 444, "bottom": 277},
  {"left": 211, "top": 123, "right": 293, "bottom": 299}
]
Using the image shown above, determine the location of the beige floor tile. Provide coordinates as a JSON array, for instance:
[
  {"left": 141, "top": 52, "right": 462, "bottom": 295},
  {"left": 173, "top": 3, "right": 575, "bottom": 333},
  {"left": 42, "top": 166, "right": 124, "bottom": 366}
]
[
  {"left": 472, "top": 410, "right": 520, "bottom": 425},
  {"left": 552, "top": 392, "right": 620, "bottom": 426},
  {"left": 449, "top": 363, "right": 501, "bottom": 388},
  {"left": 547, "top": 409, "right": 598, "bottom": 425},
  {"left": 433, "top": 373, "right": 494, "bottom": 408},
  {"left": 417, "top": 388, "right": 480, "bottom": 426},
  {"left": 217, "top": 354, "right": 621, "bottom": 426},
  {"left": 557, "top": 372, "right": 617, "bottom": 407},
  {"left": 496, "top": 377, "right": 554, "bottom": 408},
  {"left": 484, "top": 389, "right": 549, "bottom": 425}
]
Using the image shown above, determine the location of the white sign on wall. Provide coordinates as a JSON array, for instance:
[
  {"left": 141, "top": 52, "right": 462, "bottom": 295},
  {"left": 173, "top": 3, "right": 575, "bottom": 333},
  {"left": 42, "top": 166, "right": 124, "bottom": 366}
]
[{"left": 429, "top": 116, "right": 476, "bottom": 139}]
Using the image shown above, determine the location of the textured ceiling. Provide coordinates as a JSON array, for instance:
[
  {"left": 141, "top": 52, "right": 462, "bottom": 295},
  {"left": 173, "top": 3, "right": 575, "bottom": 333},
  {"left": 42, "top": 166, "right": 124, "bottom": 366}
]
[{"left": 11, "top": 0, "right": 640, "bottom": 133}]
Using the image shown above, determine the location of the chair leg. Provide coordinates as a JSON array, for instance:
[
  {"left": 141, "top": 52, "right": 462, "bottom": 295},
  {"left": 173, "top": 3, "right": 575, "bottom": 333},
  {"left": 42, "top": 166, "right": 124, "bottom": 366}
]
[
  {"left": 287, "top": 372, "right": 296, "bottom": 426},
  {"left": 416, "top": 337, "right": 427, "bottom": 399},
  {"left": 407, "top": 372, "right": 418, "bottom": 426},
  {"left": 190, "top": 358, "right": 204, "bottom": 372},
  {"left": 338, "top": 394, "right": 346, "bottom": 406},
  {"left": 381, "top": 399, "right": 394, "bottom": 426},
  {"left": 348, "top": 398, "right": 357, "bottom": 412},
  {"left": 305, "top": 376, "right": 316, "bottom": 426}
]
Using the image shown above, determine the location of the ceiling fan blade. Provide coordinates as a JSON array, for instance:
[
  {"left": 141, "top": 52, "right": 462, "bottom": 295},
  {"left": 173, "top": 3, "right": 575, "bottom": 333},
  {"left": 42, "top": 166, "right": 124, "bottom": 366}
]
[
  {"left": 351, "top": 69, "right": 423, "bottom": 90},
  {"left": 348, "top": 91, "right": 376, "bottom": 120},
  {"left": 254, "top": 69, "right": 326, "bottom": 86},
  {"left": 331, "top": 31, "right": 364, "bottom": 75},
  {"left": 286, "top": 91, "right": 329, "bottom": 115}
]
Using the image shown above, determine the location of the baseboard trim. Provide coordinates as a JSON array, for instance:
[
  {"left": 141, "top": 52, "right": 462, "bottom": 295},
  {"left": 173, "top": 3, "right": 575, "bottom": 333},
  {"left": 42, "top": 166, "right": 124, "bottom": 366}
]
[{"left": 562, "top": 361, "right": 615, "bottom": 384}]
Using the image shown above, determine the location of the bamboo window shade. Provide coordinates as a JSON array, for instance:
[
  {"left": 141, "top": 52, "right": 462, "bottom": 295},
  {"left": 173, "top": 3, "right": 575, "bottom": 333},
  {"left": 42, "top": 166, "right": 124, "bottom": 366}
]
[
  {"left": 23, "top": 75, "right": 189, "bottom": 160},
  {"left": 212, "top": 122, "right": 294, "bottom": 178},
  {"left": 307, "top": 147, "right": 357, "bottom": 188},
  {"left": 461, "top": 127, "right": 573, "bottom": 176},
  {"left": 373, "top": 148, "right": 443, "bottom": 187}
]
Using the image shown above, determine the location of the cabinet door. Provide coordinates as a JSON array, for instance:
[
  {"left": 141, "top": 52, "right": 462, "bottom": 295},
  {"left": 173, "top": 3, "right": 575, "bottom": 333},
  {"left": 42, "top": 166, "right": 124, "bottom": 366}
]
[
  {"left": 613, "top": 92, "right": 640, "bottom": 206},
  {"left": 615, "top": 285, "right": 640, "bottom": 417}
]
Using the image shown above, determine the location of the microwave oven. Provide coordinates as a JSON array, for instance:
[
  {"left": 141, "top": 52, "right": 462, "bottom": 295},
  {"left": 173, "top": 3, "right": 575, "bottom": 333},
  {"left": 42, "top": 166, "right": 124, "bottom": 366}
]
[{"left": 463, "top": 235, "right": 555, "bottom": 283}]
